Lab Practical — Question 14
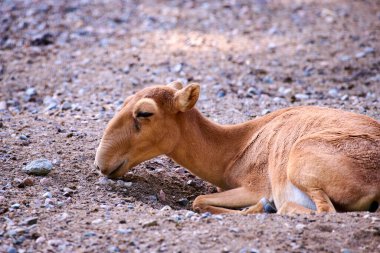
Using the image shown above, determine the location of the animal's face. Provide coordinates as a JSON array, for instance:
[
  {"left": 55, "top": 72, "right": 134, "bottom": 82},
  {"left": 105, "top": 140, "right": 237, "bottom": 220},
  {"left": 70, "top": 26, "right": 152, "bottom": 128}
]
[{"left": 94, "top": 81, "right": 200, "bottom": 178}]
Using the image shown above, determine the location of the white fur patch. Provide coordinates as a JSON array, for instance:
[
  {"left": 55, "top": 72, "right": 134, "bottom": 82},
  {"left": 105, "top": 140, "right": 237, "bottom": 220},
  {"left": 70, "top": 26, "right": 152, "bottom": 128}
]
[{"left": 287, "top": 183, "right": 317, "bottom": 210}]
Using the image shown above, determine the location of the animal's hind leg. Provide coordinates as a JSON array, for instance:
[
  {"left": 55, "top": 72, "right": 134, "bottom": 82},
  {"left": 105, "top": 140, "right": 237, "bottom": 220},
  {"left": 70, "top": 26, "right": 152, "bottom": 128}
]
[{"left": 286, "top": 139, "right": 339, "bottom": 214}]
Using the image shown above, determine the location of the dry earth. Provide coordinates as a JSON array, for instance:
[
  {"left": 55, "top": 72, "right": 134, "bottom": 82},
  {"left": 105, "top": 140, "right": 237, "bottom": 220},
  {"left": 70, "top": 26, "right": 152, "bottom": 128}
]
[{"left": 1, "top": 0, "right": 380, "bottom": 252}]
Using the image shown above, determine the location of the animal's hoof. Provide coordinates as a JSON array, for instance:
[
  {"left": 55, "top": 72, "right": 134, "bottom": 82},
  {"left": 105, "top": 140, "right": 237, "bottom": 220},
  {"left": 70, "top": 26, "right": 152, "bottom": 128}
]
[{"left": 264, "top": 203, "right": 277, "bottom": 213}]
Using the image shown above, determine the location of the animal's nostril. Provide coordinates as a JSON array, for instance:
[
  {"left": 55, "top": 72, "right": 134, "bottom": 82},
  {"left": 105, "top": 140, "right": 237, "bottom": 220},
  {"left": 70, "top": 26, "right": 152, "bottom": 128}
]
[{"left": 96, "top": 165, "right": 100, "bottom": 171}]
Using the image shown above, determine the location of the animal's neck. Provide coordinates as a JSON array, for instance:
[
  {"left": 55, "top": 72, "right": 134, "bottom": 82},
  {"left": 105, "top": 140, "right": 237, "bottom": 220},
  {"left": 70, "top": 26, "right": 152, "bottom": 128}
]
[{"left": 167, "top": 108, "right": 258, "bottom": 189}]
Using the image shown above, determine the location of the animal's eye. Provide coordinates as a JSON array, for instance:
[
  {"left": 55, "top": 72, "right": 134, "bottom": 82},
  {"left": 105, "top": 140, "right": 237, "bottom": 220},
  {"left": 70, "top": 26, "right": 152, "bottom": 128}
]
[{"left": 136, "top": 111, "right": 154, "bottom": 118}]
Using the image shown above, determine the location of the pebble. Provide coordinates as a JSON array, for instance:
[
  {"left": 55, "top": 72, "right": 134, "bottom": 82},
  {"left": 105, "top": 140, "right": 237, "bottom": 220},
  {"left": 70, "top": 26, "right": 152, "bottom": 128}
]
[
  {"left": 22, "top": 177, "right": 34, "bottom": 187},
  {"left": 7, "top": 247, "right": 17, "bottom": 253},
  {"left": 172, "top": 63, "right": 183, "bottom": 73},
  {"left": 63, "top": 187, "right": 75, "bottom": 197},
  {"left": 21, "top": 217, "right": 38, "bottom": 226},
  {"left": 43, "top": 192, "right": 52, "bottom": 198},
  {"left": 83, "top": 231, "right": 97, "bottom": 237},
  {"left": 25, "top": 87, "right": 37, "bottom": 96},
  {"left": 328, "top": 88, "right": 339, "bottom": 97},
  {"left": 169, "top": 214, "right": 182, "bottom": 223},
  {"left": 295, "top": 223, "right": 306, "bottom": 231},
  {"left": 158, "top": 190, "right": 166, "bottom": 202},
  {"left": 97, "top": 177, "right": 112, "bottom": 185},
  {"left": 0, "top": 100, "right": 6, "bottom": 110},
  {"left": 107, "top": 246, "right": 120, "bottom": 253},
  {"left": 213, "top": 214, "right": 224, "bottom": 221},
  {"left": 60, "top": 212, "right": 69, "bottom": 221},
  {"left": 91, "top": 218, "right": 103, "bottom": 225},
  {"left": 177, "top": 198, "right": 189, "bottom": 206},
  {"left": 185, "top": 211, "right": 196, "bottom": 218},
  {"left": 23, "top": 159, "right": 53, "bottom": 176},
  {"left": 216, "top": 89, "right": 226, "bottom": 98},
  {"left": 36, "top": 236, "right": 46, "bottom": 244},
  {"left": 201, "top": 212, "right": 212, "bottom": 219},
  {"left": 61, "top": 101, "right": 72, "bottom": 110},
  {"left": 39, "top": 177, "right": 52, "bottom": 186},
  {"left": 11, "top": 203, "right": 21, "bottom": 209},
  {"left": 142, "top": 220, "right": 159, "bottom": 228},
  {"left": 116, "top": 228, "right": 132, "bottom": 235},
  {"left": 294, "top": 93, "right": 309, "bottom": 100},
  {"left": 160, "top": 205, "right": 172, "bottom": 212}
]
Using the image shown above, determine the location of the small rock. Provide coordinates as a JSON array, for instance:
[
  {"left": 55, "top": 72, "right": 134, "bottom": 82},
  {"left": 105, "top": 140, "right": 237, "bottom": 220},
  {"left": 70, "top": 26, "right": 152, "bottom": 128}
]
[
  {"left": 36, "top": 236, "right": 46, "bottom": 244},
  {"left": 31, "top": 33, "right": 54, "bottom": 46},
  {"left": 48, "top": 239, "right": 63, "bottom": 247},
  {"left": 91, "top": 218, "right": 103, "bottom": 225},
  {"left": 107, "top": 246, "right": 120, "bottom": 253},
  {"left": 142, "top": 220, "right": 159, "bottom": 228},
  {"left": 201, "top": 212, "right": 212, "bottom": 219},
  {"left": 158, "top": 189, "right": 166, "bottom": 202},
  {"left": 0, "top": 101, "right": 7, "bottom": 110},
  {"left": 295, "top": 223, "right": 306, "bottom": 231},
  {"left": 21, "top": 217, "right": 38, "bottom": 226},
  {"left": 43, "top": 192, "right": 52, "bottom": 198},
  {"left": 187, "top": 180, "right": 196, "bottom": 186},
  {"left": 328, "top": 88, "right": 339, "bottom": 97},
  {"left": 23, "top": 159, "right": 53, "bottom": 176},
  {"left": 339, "top": 55, "right": 351, "bottom": 62},
  {"left": 160, "top": 205, "right": 172, "bottom": 212},
  {"left": 117, "top": 228, "right": 132, "bottom": 235},
  {"left": 169, "top": 214, "right": 182, "bottom": 223},
  {"left": 177, "top": 198, "right": 189, "bottom": 206},
  {"left": 213, "top": 214, "right": 224, "bottom": 221},
  {"left": 263, "top": 75, "right": 273, "bottom": 84},
  {"left": 61, "top": 102, "right": 72, "bottom": 110},
  {"left": 63, "top": 187, "right": 75, "bottom": 197},
  {"left": 216, "top": 89, "right": 226, "bottom": 98},
  {"left": 60, "top": 212, "right": 69, "bottom": 221},
  {"left": 294, "top": 93, "right": 309, "bottom": 100},
  {"left": 185, "top": 211, "right": 196, "bottom": 218},
  {"left": 39, "top": 178, "right": 52, "bottom": 186},
  {"left": 11, "top": 203, "right": 20, "bottom": 209},
  {"left": 341, "top": 94, "right": 349, "bottom": 101},
  {"left": 172, "top": 63, "right": 183, "bottom": 73},
  {"left": 22, "top": 177, "right": 34, "bottom": 187},
  {"left": 7, "top": 247, "right": 17, "bottom": 253},
  {"left": 25, "top": 87, "right": 37, "bottom": 96},
  {"left": 97, "top": 177, "right": 111, "bottom": 185},
  {"left": 83, "top": 231, "right": 96, "bottom": 237}
]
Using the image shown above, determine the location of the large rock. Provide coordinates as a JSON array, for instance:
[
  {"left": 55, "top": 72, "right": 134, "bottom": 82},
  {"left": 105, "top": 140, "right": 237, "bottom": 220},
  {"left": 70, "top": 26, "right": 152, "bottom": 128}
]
[{"left": 22, "top": 159, "right": 53, "bottom": 176}]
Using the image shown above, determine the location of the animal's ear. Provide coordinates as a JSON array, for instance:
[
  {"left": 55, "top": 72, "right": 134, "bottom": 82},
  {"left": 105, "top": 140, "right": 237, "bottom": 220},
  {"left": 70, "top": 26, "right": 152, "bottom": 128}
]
[
  {"left": 133, "top": 98, "right": 158, "bottom": 119},
  {"left": 174, "top": 83, "right": 200, "bottom": 112},
  {"left": 167, "top": 80, "right": 183, "bottom": 90}
]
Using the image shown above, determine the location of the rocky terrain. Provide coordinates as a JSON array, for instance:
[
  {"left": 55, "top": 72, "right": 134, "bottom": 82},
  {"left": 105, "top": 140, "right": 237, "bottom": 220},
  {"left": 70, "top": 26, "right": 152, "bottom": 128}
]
[{"left": 0, "top": 0, "right": 379, "bottom": 252}]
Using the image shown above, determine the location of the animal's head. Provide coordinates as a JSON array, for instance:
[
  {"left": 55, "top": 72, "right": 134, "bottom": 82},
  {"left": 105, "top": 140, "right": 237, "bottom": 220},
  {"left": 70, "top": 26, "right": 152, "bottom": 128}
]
[{"left": 94, "top": 81, "right": 200, "bottom": 178}]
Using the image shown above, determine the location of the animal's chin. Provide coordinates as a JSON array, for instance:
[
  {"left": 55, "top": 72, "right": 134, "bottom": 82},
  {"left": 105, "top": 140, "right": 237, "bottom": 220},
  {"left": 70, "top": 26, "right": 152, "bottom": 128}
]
[{"left": 106, "top": 161, "right": 128, "bottom": 179}]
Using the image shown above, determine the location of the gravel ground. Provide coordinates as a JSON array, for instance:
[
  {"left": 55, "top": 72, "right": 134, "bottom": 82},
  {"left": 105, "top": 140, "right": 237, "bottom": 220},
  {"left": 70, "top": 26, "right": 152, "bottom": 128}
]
[{"left": 0, "top": 0, "right": 379, "bottom": 252}]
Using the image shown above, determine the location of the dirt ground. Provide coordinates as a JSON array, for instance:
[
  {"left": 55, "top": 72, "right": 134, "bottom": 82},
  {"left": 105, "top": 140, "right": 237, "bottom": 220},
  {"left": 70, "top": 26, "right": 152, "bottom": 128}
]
[{"left": 1, "top": 0, "right": 380, "bottom": 252}]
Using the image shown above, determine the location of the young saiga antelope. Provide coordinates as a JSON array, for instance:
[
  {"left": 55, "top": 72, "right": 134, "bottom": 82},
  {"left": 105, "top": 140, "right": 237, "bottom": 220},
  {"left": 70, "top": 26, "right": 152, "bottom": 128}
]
[{"left": 94, "top": 82, "right": 380, "bottom": 214}]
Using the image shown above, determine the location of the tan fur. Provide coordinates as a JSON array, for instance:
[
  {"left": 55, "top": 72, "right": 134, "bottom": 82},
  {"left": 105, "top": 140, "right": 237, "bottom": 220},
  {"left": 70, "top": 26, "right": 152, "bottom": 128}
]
[{"left": 94, "top": 82, "right": 380, "bottom": 214}]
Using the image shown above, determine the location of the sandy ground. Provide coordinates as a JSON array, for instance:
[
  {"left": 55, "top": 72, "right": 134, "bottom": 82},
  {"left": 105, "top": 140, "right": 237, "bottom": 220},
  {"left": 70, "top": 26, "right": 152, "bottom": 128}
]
[{"left": 1, "top": 0, "right": 379, "bottom": 252}]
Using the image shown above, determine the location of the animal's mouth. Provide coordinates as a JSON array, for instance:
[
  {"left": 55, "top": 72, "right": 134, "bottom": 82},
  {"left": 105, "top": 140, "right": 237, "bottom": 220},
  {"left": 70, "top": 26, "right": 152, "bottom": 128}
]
[{"left": 107, "top": 161, "right": 126, "bottom": 179}]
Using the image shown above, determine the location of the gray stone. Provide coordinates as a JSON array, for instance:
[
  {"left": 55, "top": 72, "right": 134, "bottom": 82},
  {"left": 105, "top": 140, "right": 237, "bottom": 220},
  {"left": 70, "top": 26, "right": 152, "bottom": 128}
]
[
  {"left": 43, "top": 192, "right": 52, "bottom": 198},
  {"left": 7, "top": 247, "right": 17, "bottom": 253},
  {"left": 21, "top": 217, "right": 38, "bottom": 226},
  {"left": 23, "top": 159, "right": 53, "bottom": 176},
  {"left": 0, "top": 101, "right": 7, "bottom": 110},
  {"left": 117, "top": 228, "right": 132, "bottom": 235},
  {"left": 11, "top": 203, "right": 20, "bottom": 209},
  {"left": 61, "top": 101, "right": 72, "bottom": 110}
]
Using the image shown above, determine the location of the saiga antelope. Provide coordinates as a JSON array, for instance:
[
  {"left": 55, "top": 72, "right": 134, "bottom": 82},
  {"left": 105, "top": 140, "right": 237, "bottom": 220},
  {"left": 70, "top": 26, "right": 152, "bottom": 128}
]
[{"left": 94, "top": 82, "right": 380, "bottom": 214}]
